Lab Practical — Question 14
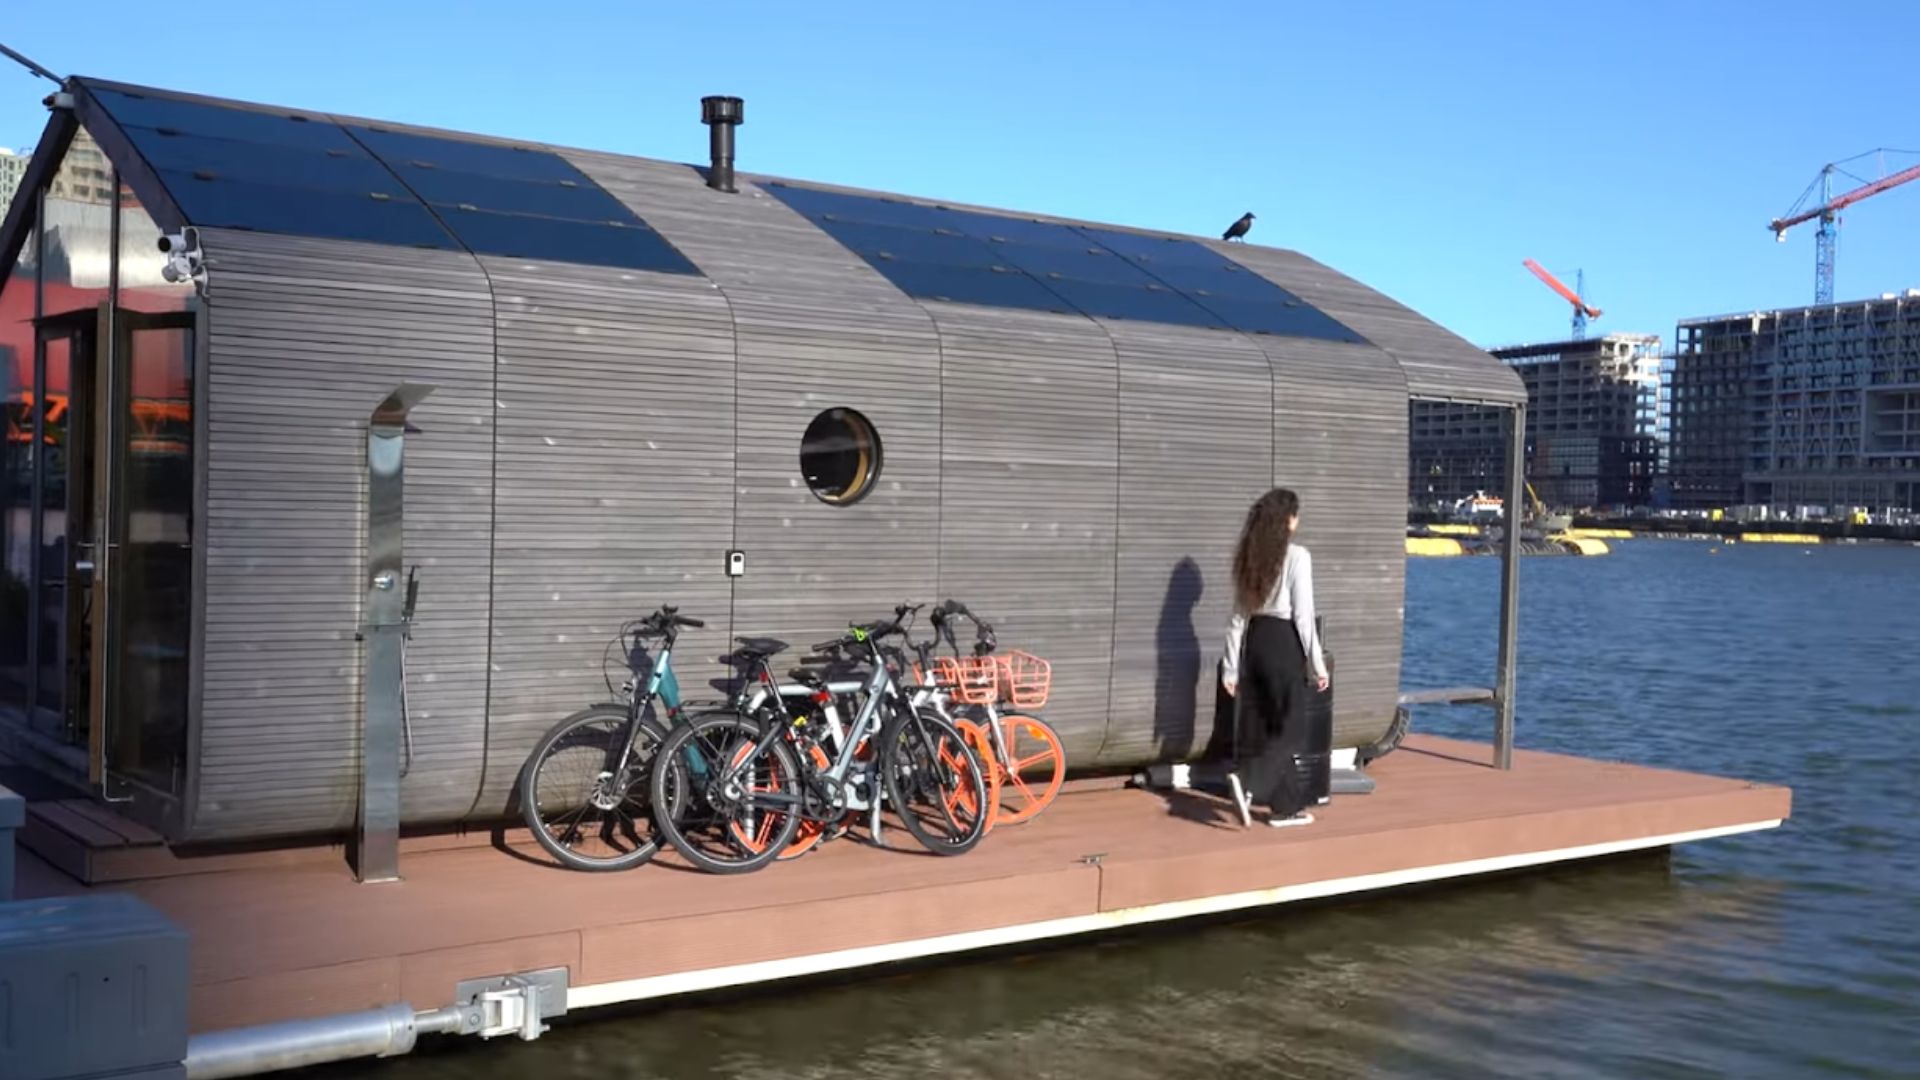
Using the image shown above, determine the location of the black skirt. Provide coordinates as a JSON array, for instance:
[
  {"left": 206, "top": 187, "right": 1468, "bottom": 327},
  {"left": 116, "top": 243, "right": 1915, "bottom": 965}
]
[{"left": 1234, "top": 615, "right": 1312, "bottom": 817}]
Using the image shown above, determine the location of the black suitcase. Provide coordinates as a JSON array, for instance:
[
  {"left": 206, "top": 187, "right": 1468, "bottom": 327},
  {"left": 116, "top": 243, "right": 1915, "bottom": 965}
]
[{"left": 1293, "top": 615, "right": 1334, "bottom": 804}]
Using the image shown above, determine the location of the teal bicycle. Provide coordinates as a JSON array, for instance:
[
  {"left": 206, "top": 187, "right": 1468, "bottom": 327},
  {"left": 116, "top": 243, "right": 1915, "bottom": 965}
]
[{"left": 518, "top": 605, "right": 706, "bottom": 871}]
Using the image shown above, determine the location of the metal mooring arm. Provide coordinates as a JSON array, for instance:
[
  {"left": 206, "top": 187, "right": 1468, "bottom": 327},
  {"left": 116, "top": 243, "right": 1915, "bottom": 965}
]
[{"left": 359, "top": 384, "right": 434, "bottom": 884}]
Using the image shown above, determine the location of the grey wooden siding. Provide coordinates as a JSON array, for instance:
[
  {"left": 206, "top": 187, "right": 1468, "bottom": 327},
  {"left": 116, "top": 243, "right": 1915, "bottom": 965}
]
[
  {"left": 1097, "top": 323, "right": 1276, "bottom": 767},
  {"left": 193, "top": 229, "right": 494, "bottom": 840},
  {"left": 1227, "top": 247, "right": 1524, "bottom": 407},
  {"left": 474, "top": 256, "right": 736, "bottom": 816},
  {"left": 923, "top": 302, "right": 1120, "bottom": 765},
  {"left": 567, "top": 155, "right": 944, "bottom": 678},
  {"left": 165, "top": 109, "right": 1507, "bottom": 840},
  {"left": 1220, "top": 243, "right": 1412, "bottom": 747}
]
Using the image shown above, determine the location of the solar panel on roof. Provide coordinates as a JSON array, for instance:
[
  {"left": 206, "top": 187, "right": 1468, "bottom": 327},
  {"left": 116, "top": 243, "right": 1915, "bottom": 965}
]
[
  {"left": 1076, "top": 225, "right": 1368, "bottom": 343},
  {"left": 83, "top": 84, "right": 701, "bottom": 273},
  {"left": 158, "top": 175, "right": 460, "bottom": 249},
  {"left": 436, "top": 207, "right": 698, "bottom": 272},
  {"left": 767, "top": 182, "right": 1365, "bottom": 343},
  {"left": 875, "top": 262, "right": 1078, "bottom": 315},
  {"left": 347, "top": 127, "right": 588, "bottom": 183},
  {"left": 759, "top": 184, "right": 949, "bottom": 229},
  {"left": 341, "top": 126, "right": 697, "bottom": 274},
  {"left": 86, "top": 87, "right": 458, "bottom": 248},
  {"left": 91, "top": 88, "right": 354, "bottom": 151},
  {"left": 132, "top": 132, "right": 402, "bottom": 196}
]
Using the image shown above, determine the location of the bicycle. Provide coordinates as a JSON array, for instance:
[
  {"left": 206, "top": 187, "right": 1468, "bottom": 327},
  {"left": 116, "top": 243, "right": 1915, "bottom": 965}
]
[
  {"left": 924, "top": 600, "right": 1068, "bottom": 829},
  {"left": 650, "top": 604, "right": 991, "bottom": 874},
  {"left": 517, "top": 604, "right": 706, "bottom": 871}
]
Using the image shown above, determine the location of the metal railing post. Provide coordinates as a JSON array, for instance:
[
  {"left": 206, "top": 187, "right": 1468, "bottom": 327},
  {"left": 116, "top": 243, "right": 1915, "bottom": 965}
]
[
  {"left": 1494, "top": 402, "right": 1525, "bottom": 770},
  {"left": 358, "top": 384, "right": 433, "bottom": 883}
]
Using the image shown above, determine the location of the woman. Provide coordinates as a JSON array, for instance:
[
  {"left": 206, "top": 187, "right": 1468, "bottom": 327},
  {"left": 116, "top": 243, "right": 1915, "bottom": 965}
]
[{"left": 1222, "top": 488, "right": 1329, "bottom": 828}]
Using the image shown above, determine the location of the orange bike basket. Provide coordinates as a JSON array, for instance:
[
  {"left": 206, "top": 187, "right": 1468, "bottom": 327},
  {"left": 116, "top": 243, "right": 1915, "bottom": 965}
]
[{"left": 997, "top": 649, "right": 1051, "bottom": 709}]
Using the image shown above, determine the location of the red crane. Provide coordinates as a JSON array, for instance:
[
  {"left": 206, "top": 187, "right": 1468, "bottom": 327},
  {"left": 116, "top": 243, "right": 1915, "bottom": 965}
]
[
  {"left": 1769, "top": 150, "right": 1920, "bottom": 304},
  {"left": 1523, "top": 258, "right": 1602, "bottom": 340}
]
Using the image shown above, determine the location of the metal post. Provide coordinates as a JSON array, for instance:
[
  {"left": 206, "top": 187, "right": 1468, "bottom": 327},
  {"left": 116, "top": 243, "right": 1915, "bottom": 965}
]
[
  {"left": 1494, "top": 402, "right": 1525, "bottom": 770},
  {"left": 358, "top": 384, "right": 433, "bottom": 883}
]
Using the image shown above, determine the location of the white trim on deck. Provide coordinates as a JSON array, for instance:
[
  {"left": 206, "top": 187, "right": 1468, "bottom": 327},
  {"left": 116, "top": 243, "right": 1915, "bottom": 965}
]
[{"left": 568, "top": 817, "right": 1783, "bottom": 1011}]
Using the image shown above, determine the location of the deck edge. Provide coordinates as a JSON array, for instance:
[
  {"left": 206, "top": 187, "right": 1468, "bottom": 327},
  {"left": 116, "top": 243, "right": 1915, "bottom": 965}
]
[{"left": 566, "top": 816, "right": 1783, "bottom": 1010}]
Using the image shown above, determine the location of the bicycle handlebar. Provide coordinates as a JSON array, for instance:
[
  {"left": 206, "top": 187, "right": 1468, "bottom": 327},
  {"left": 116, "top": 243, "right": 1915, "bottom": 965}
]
[
  {"left": 810, "top": 603, "right": 924, "bottom": 655},
  {"left": 930, "top": 598, "right": 996, "bottom": 655},
  {"left": 628, "top": 605, "right": 705, "bottom": 637}
]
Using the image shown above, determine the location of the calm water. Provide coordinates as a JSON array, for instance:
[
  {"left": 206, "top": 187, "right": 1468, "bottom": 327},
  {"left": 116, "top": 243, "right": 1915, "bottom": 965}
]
[{"left": 339, "top": 541, "right": 1920, "bottom": 1079}]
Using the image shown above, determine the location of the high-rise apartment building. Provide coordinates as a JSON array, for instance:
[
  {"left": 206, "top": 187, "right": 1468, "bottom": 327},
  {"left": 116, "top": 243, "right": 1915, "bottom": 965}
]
[
  {"left": 0, "top": 148, "right": 31, "bottom": 219},
  {"left": 1668, "top": 294, "right": 1920, "bottom": 513},
  {"left": 1411, "top": 333, "right": 1662, "bottom": 511}
]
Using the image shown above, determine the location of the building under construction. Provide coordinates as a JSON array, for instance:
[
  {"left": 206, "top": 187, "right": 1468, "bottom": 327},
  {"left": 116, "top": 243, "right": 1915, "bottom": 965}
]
[
  {"left": 1668, "top": 293, "right": 1920, "bottom": 514},
  {"left": 1411, "top": 333, "right": 1662, "bottom": 511}
]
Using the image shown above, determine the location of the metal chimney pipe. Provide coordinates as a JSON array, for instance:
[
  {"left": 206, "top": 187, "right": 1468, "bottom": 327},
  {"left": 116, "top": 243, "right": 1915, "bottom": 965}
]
[{"left": 701, "top": 95, "right": 744, "bottom": 193}]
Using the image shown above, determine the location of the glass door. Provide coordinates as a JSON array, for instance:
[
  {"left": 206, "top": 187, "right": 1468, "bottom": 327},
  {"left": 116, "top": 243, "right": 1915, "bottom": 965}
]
[
  {"left": 101, "top": 308, "right": 194, "bottom": 796},
  {"left": 31, "top": 310, "right": 103, "bottom": 762}
]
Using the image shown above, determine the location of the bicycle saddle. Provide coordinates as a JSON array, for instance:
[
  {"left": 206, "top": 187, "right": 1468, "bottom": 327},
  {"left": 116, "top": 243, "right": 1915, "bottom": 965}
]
[{"left": 731, "top": 636, "right": 790, "bottom": 659}]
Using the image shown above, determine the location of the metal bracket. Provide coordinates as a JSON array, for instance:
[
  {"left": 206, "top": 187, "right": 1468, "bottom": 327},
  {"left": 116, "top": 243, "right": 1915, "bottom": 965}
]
[{"left": 451, "top": 967, "right": 568, "bottom": 1041}]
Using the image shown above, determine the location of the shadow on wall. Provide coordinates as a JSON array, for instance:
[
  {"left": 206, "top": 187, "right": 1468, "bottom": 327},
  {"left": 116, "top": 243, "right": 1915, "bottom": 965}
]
[
  {"left": 1153, "top": 557, "right": 1204, "bottom": 761},
  {"left": 1153, "top": 556, "right": 1239, "bottom": 765}
]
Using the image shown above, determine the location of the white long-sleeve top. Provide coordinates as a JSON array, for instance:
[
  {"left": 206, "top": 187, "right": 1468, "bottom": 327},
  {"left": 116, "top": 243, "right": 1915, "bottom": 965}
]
[{"left": 1224, "top": 544, "right": 1328, "bottom": 684}]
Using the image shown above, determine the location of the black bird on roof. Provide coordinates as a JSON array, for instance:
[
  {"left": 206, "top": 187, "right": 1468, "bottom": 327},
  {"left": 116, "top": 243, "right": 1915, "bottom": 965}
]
[{"left": 1222, "top": 212, "right": 1254, "bottom": 242}]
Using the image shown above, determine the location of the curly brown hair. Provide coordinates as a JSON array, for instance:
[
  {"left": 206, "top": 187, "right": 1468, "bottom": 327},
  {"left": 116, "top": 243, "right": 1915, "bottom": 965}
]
[{"left": 1232, "top": 488, "right": 1301, "bottom": 614}]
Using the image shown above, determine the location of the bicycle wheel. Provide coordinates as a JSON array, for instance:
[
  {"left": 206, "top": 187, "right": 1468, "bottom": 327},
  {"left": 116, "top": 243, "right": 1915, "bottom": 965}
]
[
  {"left": 991, "top": 713, "right": 1067, "bottom": 826},
  {"left": 881, "top": 707, "right": 990, "bottom": 856},
  {"left": 652, "top": 711, "right": 803, "bottom": 875},
  {"left": 519, "top": 704, "right": 673, "bottom": 872},
  {"left": 952, "top": 717, "right": 1005, "bottom": 835},
  {"left": 727, "top": 740, "right": 837, "bottom": 861}
]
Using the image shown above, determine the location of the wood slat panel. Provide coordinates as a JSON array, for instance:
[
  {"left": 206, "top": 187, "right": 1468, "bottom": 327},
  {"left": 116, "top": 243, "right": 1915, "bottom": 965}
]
[
  {"left": 170, "top": 121, "right": 1516, "bottom": 844},
  {"left": 1216, "top": 245, "right": 1413, "bottom": 748},
  {"left": 1099, "top": 322, "right": 1275, "bottom": 765},
  {"left": 924, "top": 302, "right": 1120, "bottom": 763},
  {"left": 475, "top": 255, "right": 737, "bottom": 816},
  {"left": 193, "top": 229, "right": 495, "bottom": 840},
  {"left": 569, "top": 152, "right": 945, "bottom": 665}
]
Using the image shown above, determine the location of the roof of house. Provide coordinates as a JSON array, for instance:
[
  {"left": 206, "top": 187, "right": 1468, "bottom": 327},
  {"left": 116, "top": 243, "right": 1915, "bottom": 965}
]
[{"left": 24, "top": 76, "right": 1524, "bottom": 406}]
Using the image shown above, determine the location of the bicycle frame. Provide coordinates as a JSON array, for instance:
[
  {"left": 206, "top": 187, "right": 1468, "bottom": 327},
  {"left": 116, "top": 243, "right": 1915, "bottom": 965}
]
[{"left": 725, "top": 634, "right": 918, "bottom": 828}]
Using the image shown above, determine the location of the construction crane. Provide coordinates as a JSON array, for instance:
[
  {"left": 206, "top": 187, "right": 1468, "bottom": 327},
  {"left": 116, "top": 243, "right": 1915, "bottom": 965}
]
[
  {"left": 1522, "top": 258, "right": 1602, "bottom": 340},
  {"left": 1770, "top": 149, "right": 1920, "bottom": 305}
]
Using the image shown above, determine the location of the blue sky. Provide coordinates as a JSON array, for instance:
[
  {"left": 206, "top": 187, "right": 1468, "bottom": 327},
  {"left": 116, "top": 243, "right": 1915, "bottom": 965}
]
[{"left": 4, "top": 2, "right": 1917, "bottom": 348}]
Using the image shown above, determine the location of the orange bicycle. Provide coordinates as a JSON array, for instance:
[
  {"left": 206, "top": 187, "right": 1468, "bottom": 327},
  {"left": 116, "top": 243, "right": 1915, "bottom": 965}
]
[{"left": 917, "top": 600, "right": 1068, "bottom": 830}]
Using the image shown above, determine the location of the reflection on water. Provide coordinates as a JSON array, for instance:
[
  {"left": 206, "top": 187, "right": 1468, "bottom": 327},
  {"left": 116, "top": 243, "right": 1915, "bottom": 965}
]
[{"left": 316, "top": 542, "right": 1920, "bottom": 1079}]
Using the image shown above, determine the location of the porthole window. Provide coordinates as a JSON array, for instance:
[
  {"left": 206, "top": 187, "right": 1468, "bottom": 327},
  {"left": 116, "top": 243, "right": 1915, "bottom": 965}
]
[{"left": 801, "top": 408, "right": 882, "bottom": 506}]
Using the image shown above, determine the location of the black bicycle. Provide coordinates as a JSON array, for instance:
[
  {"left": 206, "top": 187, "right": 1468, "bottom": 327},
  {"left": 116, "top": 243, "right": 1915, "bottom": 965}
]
[
  {"left": 517, "top": 605, "right": 705, "bottom": 871},
  {"left": 649, "top": 604, "right": 991, "bottom": 874}
]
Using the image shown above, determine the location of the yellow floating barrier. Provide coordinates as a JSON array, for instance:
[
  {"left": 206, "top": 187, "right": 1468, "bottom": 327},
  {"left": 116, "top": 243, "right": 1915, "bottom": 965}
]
[
  {"left": 1738, "top": 532, "right": 1822, "bottom": 544},
  {"left": 1425, "top": 523, "right": 1482, "bottom": 536},
  {"left": 1406, "top": 536, "right": 1465, "bottom": 557},
  {"left": 1564, "top": 527, "right": 1632, "bottom": 540},
  {"left": 1559, "top": 537, "right": 1611, "bottom": 556}
]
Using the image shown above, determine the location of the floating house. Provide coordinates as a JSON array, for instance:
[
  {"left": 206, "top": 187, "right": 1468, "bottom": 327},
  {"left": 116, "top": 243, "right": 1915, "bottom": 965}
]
[
  {"left": 0, "top": 78, "right": 1791, "bottom": 1080},
  {"left": 0, "top": 78, "right": 1526, "bottom": 847}
]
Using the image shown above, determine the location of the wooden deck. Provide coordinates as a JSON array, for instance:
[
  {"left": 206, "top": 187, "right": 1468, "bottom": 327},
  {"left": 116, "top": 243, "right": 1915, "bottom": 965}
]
[{"left": 15, "top": 736, "right": 1790, "bottom": 1035}]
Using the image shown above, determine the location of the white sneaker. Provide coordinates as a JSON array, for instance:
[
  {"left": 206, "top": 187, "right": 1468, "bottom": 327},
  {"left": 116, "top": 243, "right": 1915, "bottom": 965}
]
[
  {"left": 1267, "top": 811, "right": 1315, "bottom": 829},
  {"left": 1225, "top": 772, "right": 1253, "bottom": 828}
]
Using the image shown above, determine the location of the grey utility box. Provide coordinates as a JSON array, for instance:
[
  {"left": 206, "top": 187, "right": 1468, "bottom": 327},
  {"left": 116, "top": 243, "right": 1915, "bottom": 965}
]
[
  {"left": 0, "top": 893, "right": 190, "bottom": 1080},
  {"left": 0, "top": 783, "right": 21, "bottom": 900}
]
